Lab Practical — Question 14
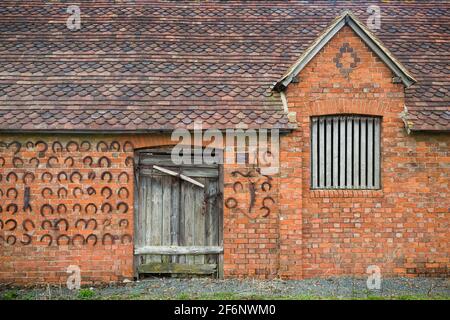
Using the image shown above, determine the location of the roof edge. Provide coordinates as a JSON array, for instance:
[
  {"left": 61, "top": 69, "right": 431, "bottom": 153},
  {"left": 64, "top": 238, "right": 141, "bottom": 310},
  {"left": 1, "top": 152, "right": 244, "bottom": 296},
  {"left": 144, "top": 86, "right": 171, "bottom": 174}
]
[{"left": 274, "top": 10, "right": 417, "bottom": 91}]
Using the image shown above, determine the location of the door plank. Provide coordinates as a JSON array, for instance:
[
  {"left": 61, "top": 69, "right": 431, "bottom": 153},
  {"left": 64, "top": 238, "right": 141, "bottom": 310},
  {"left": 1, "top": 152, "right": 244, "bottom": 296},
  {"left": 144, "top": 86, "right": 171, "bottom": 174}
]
[{"left": 138, "top": 263, "right": 217, "bottom": 275}]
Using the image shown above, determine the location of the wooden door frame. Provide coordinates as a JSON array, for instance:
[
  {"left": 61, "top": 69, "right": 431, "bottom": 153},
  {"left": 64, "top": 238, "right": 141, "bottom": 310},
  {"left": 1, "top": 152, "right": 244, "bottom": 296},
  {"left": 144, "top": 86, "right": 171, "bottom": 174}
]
[{"left": 133, "top": 147, "right": 224, "bottom": 278}]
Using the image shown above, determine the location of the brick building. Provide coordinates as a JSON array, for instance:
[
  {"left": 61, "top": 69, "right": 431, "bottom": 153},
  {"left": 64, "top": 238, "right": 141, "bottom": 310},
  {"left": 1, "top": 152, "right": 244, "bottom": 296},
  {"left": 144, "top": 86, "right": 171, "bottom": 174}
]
[{"left": 0, "top": 1, "right": 448, "bottom": 284}]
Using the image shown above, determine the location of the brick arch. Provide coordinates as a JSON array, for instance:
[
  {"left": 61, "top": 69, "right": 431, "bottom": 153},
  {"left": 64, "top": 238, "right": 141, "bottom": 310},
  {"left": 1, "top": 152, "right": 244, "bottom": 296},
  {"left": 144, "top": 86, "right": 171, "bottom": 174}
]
[{"left": 306, "top": 99, "right": 390, "bottom": 117}]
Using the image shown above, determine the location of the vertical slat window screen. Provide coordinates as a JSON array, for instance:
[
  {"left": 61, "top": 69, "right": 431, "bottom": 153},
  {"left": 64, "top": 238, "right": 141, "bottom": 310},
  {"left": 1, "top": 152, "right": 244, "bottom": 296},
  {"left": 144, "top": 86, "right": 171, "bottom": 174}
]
[{"left": 311, "top": 115, "right": 381, "bottom": 189}]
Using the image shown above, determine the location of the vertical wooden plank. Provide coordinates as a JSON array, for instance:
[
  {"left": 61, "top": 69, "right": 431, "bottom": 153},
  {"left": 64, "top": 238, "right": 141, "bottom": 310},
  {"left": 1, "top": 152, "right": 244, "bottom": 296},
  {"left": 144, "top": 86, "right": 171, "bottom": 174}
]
[
  {"left": 161, "top": 176, "right": 171, "bottom": 265},
  {"left": 170, "top": 177, "right": 180, "bottom": 263},
  {"left": 374, "top": 118, "right": 381, "bottom": 189},
  {"left": 183, "top": 182, "right": 195, "bottom": 265},
  {"left": 194, "top": 178, "right": 206, "bottom": 264},
  {"left": 143, "top": 176, "right": 153, "bottom": 265},
  {"left": 353, "top": 117, "right": 360, "bottom": 188},
  {"left": 217, "top": 165, "right": 224, "bottom": 279},
  {"left": 367, "top": 117, "right": 374, "bottom": 188},
  {"left": 346, "top": 117, "right": 353, "bottom": 188},
  {"left": 339, "top": 117, "right": 346, "bottom": 188},
  {"left": 360, "top": 118, "right": 367, "bottom": 188},
  {"left": 150, "top": 176, "right": 163, "bottom": 263},
  {"left": 325, "top": 117, "right": 332, "bottom": 188},
  {"left": 311, "top": 117, "right": 318, "bottom": 188},
  {"left": 205, "top": 179, "right": 219, "bottom": 264},
  {"left": 332, "top": 117, "right": 339, "bottom": 188},
  {"left": 178, "top": 179, "right": 186, "bottom": 264},
  {"left": 318, "top": 117, "right": 325, "bottom": 188}
]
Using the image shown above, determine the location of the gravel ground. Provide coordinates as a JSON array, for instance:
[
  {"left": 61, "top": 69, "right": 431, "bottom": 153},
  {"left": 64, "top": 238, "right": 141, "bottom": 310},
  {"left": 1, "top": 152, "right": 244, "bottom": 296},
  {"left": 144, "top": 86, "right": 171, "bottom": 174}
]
[{"left": 1, "top": 277, "right": 449, "bottom": 300}]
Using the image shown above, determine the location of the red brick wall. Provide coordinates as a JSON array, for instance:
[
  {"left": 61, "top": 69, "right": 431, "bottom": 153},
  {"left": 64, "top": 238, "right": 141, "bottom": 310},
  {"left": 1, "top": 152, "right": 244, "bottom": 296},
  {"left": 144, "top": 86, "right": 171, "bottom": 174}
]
[
  {"left": 0, "top": 136, "right": 135, "bottom": 284},
  {"left": 281, "top": 26, "right": 449, "bottom": 278}
]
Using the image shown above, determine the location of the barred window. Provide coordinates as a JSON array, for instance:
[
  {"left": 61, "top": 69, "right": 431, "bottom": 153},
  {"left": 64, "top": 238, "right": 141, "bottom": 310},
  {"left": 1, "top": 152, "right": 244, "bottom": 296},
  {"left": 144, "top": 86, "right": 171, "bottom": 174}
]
[{"left": 311, "top": 115, "right": 381, "bottom": 189}]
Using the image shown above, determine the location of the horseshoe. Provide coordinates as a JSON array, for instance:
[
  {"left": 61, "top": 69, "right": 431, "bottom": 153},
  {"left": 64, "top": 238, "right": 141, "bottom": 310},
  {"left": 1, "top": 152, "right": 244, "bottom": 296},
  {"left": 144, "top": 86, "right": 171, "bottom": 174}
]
[
  {"left": 85, "top": 203, "right": 97, "bottom": 214},
  {"left": 102, "top": 218, "right": 111, "bottom": 228},
  {"left": 57, "top": 187, "right": 68, "bottom": 198},
  {"left": 101, "top": 186, "right": 112, "bottom": 199},
  {"left": 56, "top": 234, "right": 71, "bottom": 246},
  {"left": 102, "top": 233, "right": 115, "bottom": 245},
  {"left": 87, "top": 171, "right": 96, "bottom": 180},
  {"left": 71, "top": 234, "right": 85, "bottom": 245},
  {"left": 25, "top": 141, "right": 34, "bottom": 149},
  {"left": 12, "top": 157, "right": 24, "bottom": 168},
  {"left": 83, "top": 156, "right": 93, "bottom": 167},
  {"left": 118, "top": 187, "right": 129, "bottom": 199},
  {"left": 55, "top": 218, "right": 69, "bottom": 231},
  {"left": 20, "top": 234, "right": 32, "bottom": 245},
  {"left": 118, "top": 172, "right": 130, "bottom": 183},
  {"left": 110, "top": 141, "right": 120, "bottom": 152},
  {"left": 0, "top": 157, "right": 5, "bottom": 167},
  {"left": 52, "top": 141, "right": 64, "bottom": 153},
  {"left": 29, "top": 157, "right": 39, "bottom": 167},
  {"left": 46, "top": 156, "right": 59, "bottom": 168},
  {"left": 117, "top": 202, "right": 129, "bottom": 214},
  {"left": 125, "top": 156, "right": 134, "bottom": 167},
  {"left": 6, "top": 203, "right": 18, "bottom": 214},
  {"left": 69, "top": 171, "right": 82, "bottom": 183},
  {"left": 86, "top": 234, "right": 98, "bottom": 246},
  {"left": 122, "top": 141, "right": 134, "bottom": 152},
  {"left": 64, "top": 156, "right": 74, "bottom": 167},
  {"left": 119, "top": 219, "right": 129, "bottom": 228},
  {"left": 75, "top": 218, "right": 97, "bottom": 230},
  {"left": 66, "top": 141, "right": 79, "bottom": 152},
  {"left": 22, "top": 219, "right": 35, "bottom": 232},
  {"left": 101, "top": 171, "right": 112, "bottom": 183},
  {"left": 57, "top": 171, "right": 68, "bottom": 182},
  {"left": 6, "top": 172, "right": 18, "bottom": 182},
  {"left": 233, "top": 181, "right": 243, "bottom": 193},
  {"left": 96, "top": 141, "right": 109, "bottom": 152},
  {"left": 41, "top": 171, "right": 53, "bottom": 183},
  {"left": 80, "top": 141, "right": 91, "bottom": 151},
  {"left": 87, "top": 187, "right": 96, "bottom": 195},
  {"left": 98, "top": 156, "right": 111, "bottom": 168},
  {"left": 7, "top": 187, "right": 18, "bottom": 199},
  {"left": 73, "top": 187, "right": 83, "bottom": 198},
  {"left": 57, "top": 204, "right": 67, "bottom": 214},
  {"left": 23, "top": 172, "right": 35, "bottom": 184},
  {"left": 40, "top": 234, "right": 53, "bottom": 246},
  {"left": 5, "top": 219, "right": 17, "bottom": 231},
  {"left": 225, "top": 197, "right": 237, "bottom": 209},
  {"left": 121, "top": 234, "right": 133, "bottom": 244},
  {"left": 40, "top": 204, "right": 54, "bottom": 217},
  {"left": 8, "top": 141, "right": 21, "bottom": 154},
  {"left": 41, "top": 219, "right": 53, "bottom": 230},
  {"left": 73, "top": 203, "right": 82, "bottom": 213},
  {"left": 35, "top": 140, "right": 48, "bottom": 152},
  {"left": 261, "top": 181, "right": 272, "bottom": 192},
  {"left": 6, "top": 235, "right": 16, "bottom": 245}
]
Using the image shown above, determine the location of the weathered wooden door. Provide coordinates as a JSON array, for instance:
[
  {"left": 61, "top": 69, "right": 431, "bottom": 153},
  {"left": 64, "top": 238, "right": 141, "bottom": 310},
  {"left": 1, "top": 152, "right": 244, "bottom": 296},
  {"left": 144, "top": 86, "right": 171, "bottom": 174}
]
[{"left": 134, "top": 149, "right": 223, "bottom": 277}]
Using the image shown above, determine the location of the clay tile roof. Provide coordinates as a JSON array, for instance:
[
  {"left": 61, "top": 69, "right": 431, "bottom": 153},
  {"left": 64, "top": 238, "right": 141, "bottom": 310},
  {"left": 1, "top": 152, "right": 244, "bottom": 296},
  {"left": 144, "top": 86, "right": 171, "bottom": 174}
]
[{"left": 0, "top": 1, "right": 449, "bottom": 131}]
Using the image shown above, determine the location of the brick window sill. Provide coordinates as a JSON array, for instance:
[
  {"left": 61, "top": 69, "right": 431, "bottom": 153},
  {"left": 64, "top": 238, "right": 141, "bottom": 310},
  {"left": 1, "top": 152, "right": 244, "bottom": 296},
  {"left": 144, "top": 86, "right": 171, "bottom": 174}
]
[{"left": 309, "top": 189, "right": 384, "bottom": 198}]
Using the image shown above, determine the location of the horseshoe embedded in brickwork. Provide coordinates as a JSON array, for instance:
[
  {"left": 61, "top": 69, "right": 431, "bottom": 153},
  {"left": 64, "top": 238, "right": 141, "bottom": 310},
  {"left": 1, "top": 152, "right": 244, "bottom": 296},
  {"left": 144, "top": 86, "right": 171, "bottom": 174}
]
[
  {"left": 75, "top": 218, "right": 97, "bottom": 230},
  {"left": 22, "top": 219, "right": 35, "bottom": 232},
  {"left": 25, "top": 141, "right": 34, "bottom": 149},
  {"left": 86, "top": 234, "right": 98, "bottom": 246},
  {"left": 35, "top": 141, "right": 48, "bottom": 153},
  {"left": 123, "top": 141, "right": 134, "bottom": 152},
  {"left": 73, "top": 187, "right": 83, "bottom": 198},
  {"left": 119, "top": 219, "right": 129, "bottom": 228},
  {"left": 57, "top": 171, "right": 68, "bottom": 182},
  {"left": 41, "top": 219, "right": 53, "bottom": 230},
  {"left": 96, "top": 141, "right": 109, "bottom": 152},
  {"left": 101, "top": 171, "right": 113, "bottom": 183},
  {"left": 41, "top": 171, "right": 53, "bottom": 183},
  {"left": 118, "top": 187, "right": 129, "bottom": 199},
  {"left": 57, "top": 187, "right": 68, "bottom": 198},
  {"left": 66, "top": 141, "right": 79, "bottom": 152},
  {"left": 98, "top": 156, "right": 111, "bottom": 168},
  {"left": 29, "top": 157, "right": 39, "bottom": 167},
  {"left": 73, "top": 203, "right": 82, "bottom": 213},
  {"left": 101, "top": 202, "right": 112, "bottom": 214},
  {"left": 8, "top": 141, "right": 21, "bottom": 154},
  {"left": 52, "top": 141, "right": 64, "bottom": 153},
  {"left": 260, "top": 196, "right": 275, "bottom": 218},
  {"left": 5, "top": 219, "right": 17, "bottom": 231},
  {"left": 102, "top": 233, "right": 115, "bottom": 245},
  {"left": 80, "top": 141, "right": 91, "bottom": 152},
  {"left": 110, "top": 141, "right": 120, "bottom": 152},
  {"left": 20, "top": 234, "right": 32, "bottom": 246},
  {"left": 87, "top": 187, "right": 96, "bottom": 195},
  {"left": 6, "top": 172, "right": 18, "bottom": 183},
  {"left": 23, "top": 172, "right": 35, "bottom": 184},
  {"left": 56, "top": 234, "right": 71, "bottom": 246},
  {"left": 55, "top": 218, "right": 69, "bottom": 231},
  {"left": 102, "top": 218, "right": 111, "bottom": 228},
  {"left": 64, "top": 156, "right": 74, "bottom": 168},
  {"left": 6, "top": 203, "right": 18, "bottom": 214},
  {"left": 83, "top": 156, "right": 93, "bottom": 167},
  {"left": 121, "top": 234, "right": 132, "bottom": 244},
  {"left": 225, "top": 197, "right": 237, "bottom": 209},
  {"left": 233, "top": 181, "right": 243, "bottom": 193},
  {"left": 125, "top": 156, "right": 134, "bottom": 167},
  {"left": 87, "top": 171, "right": 96, "bottom": 181},
  {"left": 6, "top": 235, "right": 16, "bottom": 245},
  {"left": 7, "top": 187, "right": 18, "bottom": 199},
  {"left": 118, "top": 172, "right": 130, "bottom": 183},
  {"left": 12, "top": 157, "right": 24, "bottom": 168},
  {"left": 41, "top": 187, "right": 53, "bottom": 197},
  {"left": 0, "top": 157, "right": 5, "bottom": 167},
  {"left": 85, "top": 203, "right": 98, "bottom": 214},
  {"left": 46, "top": 156, "right": 59, "bottom": 168},
  {"left": 69, "top": 171, "right": 82, "bottom": 183},
  {"left": 40, "top": 234, "right": 53, "bottom": 246},
  {"left": 40, "top": 204, "right": 54, "bottom": 217},
  {"left": 57, "top": 204, "right": 67, "bottom": 215},
  {"left": 101, "top": 186, "right": 112, "bottom": 199},
  {"left": 117, "top": 202, "right": 129, "bottom": 214},
  {"left": 71, "top": 234, "right": 85, "bottom": 246}
]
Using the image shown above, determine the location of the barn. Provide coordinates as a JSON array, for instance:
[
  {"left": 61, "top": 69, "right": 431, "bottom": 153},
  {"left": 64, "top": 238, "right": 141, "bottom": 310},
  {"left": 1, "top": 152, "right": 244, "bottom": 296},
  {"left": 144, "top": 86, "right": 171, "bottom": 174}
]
[{"left": 0, "top": 1, "right": 449, "bottom": 284}]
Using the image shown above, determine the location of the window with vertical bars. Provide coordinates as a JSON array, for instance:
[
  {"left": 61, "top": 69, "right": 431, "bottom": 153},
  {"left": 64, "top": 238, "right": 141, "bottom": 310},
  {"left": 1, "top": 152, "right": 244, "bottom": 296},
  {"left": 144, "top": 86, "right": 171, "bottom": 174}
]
[{"left": 311, "top": 115, "right": 381, "bottom": 189}]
